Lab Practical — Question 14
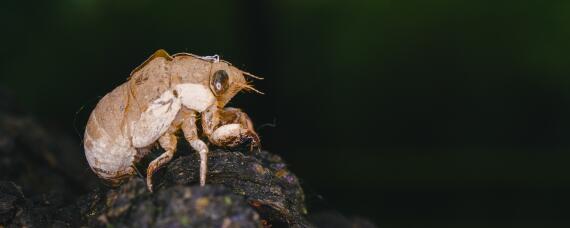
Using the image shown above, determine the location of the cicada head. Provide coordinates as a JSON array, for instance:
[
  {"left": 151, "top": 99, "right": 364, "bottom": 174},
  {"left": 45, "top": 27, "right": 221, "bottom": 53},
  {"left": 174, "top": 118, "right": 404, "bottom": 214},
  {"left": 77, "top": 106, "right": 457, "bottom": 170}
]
[{"left": 208, "top": 60, "right": 263, "bottom": 108}]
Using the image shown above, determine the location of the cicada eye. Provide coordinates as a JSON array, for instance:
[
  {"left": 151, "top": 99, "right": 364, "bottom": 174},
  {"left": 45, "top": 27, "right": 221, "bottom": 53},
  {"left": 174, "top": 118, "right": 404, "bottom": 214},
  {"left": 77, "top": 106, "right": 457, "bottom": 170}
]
[{"left": 211, "top": 70, "right": 229, "bottom": 96}]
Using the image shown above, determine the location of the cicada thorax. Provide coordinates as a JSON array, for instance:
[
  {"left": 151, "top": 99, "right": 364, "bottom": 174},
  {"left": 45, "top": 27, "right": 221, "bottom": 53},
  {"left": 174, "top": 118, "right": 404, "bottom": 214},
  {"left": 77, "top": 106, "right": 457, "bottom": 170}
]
[
  {"left": 127, "top": 57, "right": 182, "bottom": 148},
  {"left": 128, "top": 57, "right": 174, "bottom": 109},
  {"left": 169, "top": 55, "right": 211, "bottom": 84}
]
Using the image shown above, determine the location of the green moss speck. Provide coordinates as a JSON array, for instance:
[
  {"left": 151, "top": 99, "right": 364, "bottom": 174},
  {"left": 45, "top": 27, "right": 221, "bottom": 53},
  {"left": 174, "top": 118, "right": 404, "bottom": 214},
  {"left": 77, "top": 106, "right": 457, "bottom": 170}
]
[
  {"left": 224, "top": 196, "right": 232, "bottom": 205},
  {"left": 179, "top": 216, "right": 190, "bottom": 225}
]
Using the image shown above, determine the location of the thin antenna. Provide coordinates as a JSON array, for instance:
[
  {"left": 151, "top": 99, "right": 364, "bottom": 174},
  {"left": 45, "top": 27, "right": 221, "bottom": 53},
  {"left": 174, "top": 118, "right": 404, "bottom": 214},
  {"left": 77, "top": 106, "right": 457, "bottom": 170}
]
[
  {"left": 242, "top": 84, "right": 265, "bottom": 95},
  {"left": 243, "top": 71, "right": 264, "bottom": 80}
]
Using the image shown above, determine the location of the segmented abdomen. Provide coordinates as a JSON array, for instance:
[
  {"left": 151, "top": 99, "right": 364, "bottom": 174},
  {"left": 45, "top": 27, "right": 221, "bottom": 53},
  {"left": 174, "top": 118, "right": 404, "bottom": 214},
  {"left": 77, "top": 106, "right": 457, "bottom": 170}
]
[
  {"left": 83, "top": 57, "right": 179, "bottom": 183},
  {"left": 83, "top": 83, "right": 137, "bottom": 182}
]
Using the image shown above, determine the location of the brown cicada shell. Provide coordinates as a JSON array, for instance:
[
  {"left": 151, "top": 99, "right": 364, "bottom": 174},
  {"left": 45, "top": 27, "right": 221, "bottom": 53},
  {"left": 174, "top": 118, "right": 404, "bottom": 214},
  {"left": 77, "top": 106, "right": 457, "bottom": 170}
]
[{"left": 84, "top": 50, "right": 262, "bottom": 191}]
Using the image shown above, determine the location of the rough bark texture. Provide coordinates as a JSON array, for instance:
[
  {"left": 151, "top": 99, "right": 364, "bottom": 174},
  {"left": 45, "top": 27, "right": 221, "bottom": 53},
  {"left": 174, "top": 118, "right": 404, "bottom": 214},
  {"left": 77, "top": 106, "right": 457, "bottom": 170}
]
[
  {"left": 79, "top": 180, "right": 261, "bottom": 228},
  {"left": 163, "top": 149, "right": 309, "bottom": 227},
  {"left": 0, "top": 90, "right": 376, "bottom": 228}
]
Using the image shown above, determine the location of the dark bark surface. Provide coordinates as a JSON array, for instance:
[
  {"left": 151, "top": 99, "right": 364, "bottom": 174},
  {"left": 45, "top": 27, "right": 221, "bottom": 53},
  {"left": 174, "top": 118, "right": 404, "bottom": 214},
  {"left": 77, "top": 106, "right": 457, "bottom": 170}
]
[
  {"left": 0, "top": 91, "right": 375, "bottom": 228},
  {"left": 163, "top": 149, "right": 309, "bottom": 226}
]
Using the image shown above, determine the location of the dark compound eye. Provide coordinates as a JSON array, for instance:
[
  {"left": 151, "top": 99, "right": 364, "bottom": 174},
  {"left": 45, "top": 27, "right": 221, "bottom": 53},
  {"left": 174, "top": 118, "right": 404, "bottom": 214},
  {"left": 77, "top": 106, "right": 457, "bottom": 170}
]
[{"left": 211, "top": 70, "right": 229, "bottom": 95}]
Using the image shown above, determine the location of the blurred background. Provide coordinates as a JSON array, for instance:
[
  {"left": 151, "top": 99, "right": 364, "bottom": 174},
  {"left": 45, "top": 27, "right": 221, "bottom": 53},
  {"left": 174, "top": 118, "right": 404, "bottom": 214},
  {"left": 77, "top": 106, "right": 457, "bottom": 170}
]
[{"left": 2, "top": 0, "right": 570, "bottom": 226}]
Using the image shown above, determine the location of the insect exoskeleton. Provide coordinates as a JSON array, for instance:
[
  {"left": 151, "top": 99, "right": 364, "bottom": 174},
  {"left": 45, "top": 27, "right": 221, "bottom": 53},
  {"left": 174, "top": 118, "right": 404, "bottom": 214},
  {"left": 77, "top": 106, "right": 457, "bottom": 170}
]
[{"left": 83, "top": 49, "right": 262, "bottom": 191}]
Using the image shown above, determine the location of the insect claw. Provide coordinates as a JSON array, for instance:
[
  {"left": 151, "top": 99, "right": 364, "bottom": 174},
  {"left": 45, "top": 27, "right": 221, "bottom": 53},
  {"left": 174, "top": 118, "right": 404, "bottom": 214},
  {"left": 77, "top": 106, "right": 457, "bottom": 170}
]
[
  {"left": 251, "top": 141, "right": 262, "bottom": 153},
  {"left": 131, "top": 164, "right": 144, "bottom": 179},
  {"left": 244, "top": 130, "right": 261, "bottom": 152}
]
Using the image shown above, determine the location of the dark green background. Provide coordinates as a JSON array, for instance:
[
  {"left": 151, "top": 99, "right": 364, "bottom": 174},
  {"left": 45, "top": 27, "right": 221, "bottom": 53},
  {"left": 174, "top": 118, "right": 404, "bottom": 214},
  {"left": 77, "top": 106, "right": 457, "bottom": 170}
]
[{"left": 2, "top": 0, "right": 570, "bottom": 226}]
